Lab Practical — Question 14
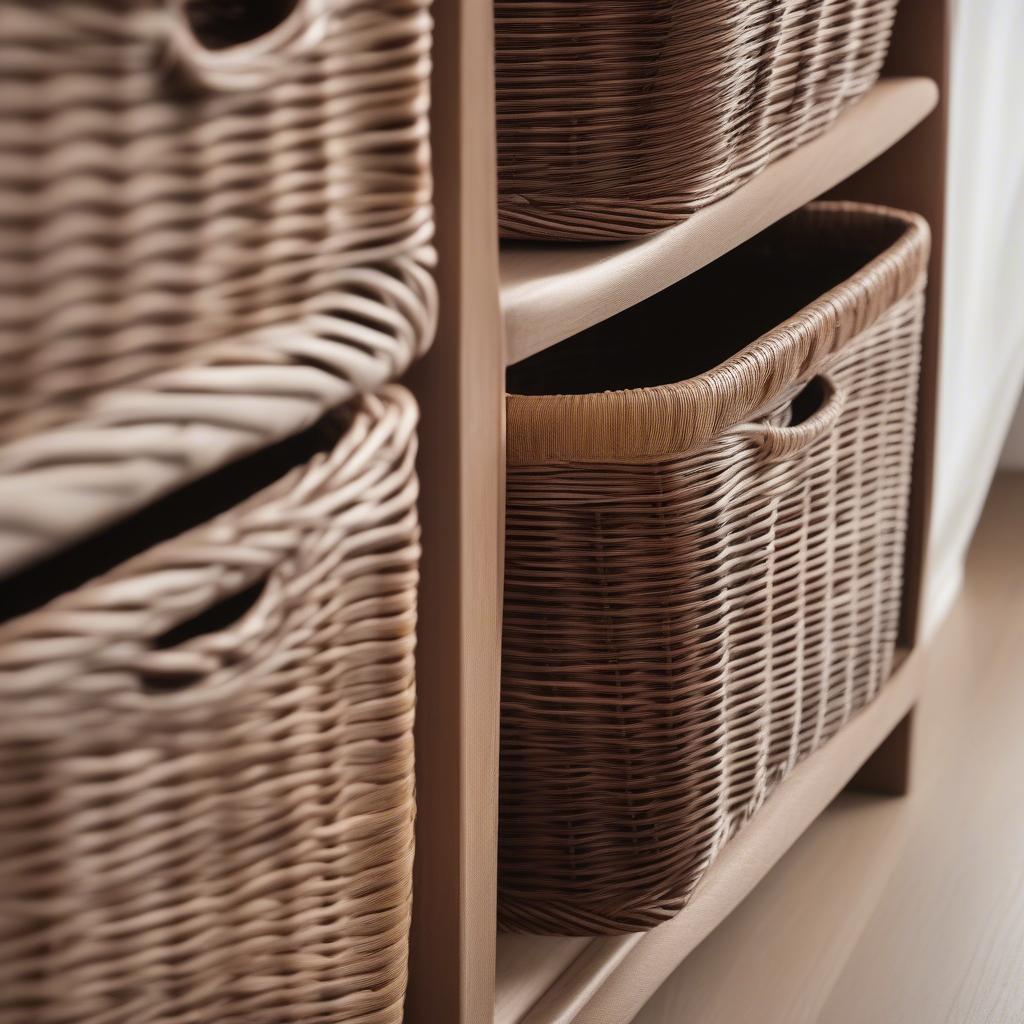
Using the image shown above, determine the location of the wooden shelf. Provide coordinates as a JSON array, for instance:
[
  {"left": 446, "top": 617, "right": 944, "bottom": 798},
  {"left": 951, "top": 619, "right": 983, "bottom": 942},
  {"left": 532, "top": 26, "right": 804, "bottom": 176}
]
[
  {"left": 502, "top": 77, "right": 938, "bottom": 366},
  {"left": 495, "top": 649, "right": 922, "bottom": 1024}
]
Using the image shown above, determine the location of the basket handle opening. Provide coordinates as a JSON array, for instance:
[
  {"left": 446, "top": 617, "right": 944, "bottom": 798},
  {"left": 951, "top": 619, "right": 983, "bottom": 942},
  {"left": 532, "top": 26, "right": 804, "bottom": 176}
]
[
  {"left": 737, "top": 374, "right": 846, "bottom": 459},
  {"left": 139, "top": 577, "right": 269, "bottom": 693},
  {"left": 164, "top": 0, "right": 330, "bottom": 92}
]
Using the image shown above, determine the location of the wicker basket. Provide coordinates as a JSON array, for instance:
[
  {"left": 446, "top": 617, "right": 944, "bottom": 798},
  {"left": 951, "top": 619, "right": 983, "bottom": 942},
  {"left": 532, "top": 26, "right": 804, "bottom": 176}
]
[
  {"left": 499, "top": 202, "right": 929, "bottom": 934},
  {"left": 496, "top": 0, "right": 900, "bottom": 240},
  {"left": 0, "top": 0, "right": 435, "bottom": 572},
  {"left": 0, "top": 386, "right": 420, "bottom": 1024}
]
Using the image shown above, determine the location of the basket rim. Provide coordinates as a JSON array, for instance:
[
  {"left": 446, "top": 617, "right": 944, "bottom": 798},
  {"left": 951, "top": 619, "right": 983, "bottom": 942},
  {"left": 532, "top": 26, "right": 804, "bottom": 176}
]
[
  {"left": 0, "top": 386, "right": 419, "bottom": 667},
  {"left": 506, "top": 201, "right": 930, "bottom": 465}
]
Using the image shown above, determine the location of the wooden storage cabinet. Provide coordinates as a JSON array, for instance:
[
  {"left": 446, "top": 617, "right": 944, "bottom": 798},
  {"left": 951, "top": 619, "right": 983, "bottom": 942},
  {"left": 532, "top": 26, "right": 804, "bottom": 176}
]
[{"left": 407, "top": 0, "right": 947, "bottom": 1020}]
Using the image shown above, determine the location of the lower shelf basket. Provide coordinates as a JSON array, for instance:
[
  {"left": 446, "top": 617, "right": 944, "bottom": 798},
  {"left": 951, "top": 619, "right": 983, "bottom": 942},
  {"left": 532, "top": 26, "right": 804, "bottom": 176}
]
[
  {"left": 0, "top": 386, "right": 420, "bottom": 1024},
  {"left": 499, "top": 202, "right": 930, "bottom": 935}
]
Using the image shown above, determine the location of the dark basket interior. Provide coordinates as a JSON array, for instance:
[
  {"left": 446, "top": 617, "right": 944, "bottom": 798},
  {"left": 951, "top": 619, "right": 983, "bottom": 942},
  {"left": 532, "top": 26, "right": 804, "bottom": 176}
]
[
  {"left": 0, "top": 413, "right": 344, "bottom": 626},
  {"left": 507, "top": 213, "right": 908, "bottom": 397},
  {"left": 185, "top": 0, "right": 300, "bottom": 48}
]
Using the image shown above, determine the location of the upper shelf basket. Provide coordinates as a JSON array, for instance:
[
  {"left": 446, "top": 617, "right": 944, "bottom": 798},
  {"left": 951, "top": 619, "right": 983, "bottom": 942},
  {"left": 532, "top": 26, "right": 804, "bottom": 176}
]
[
  {"left": 495, "top": 0, "right": 901, "bottom": 241},
  {"left": 0, "top": 0, "right": 436, "bottom": 573}
]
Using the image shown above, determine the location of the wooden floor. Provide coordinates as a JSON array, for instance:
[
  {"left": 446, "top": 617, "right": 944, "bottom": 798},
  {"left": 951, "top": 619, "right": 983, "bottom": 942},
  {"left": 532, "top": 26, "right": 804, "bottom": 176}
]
[{"left": 634, "top": 472, "right": 1024, "bottom": 1024}]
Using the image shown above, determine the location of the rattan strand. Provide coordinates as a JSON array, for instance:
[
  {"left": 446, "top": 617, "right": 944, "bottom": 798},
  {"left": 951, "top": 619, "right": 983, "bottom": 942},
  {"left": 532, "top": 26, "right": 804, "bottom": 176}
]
[
  {"left": 499, "top": 203, "right": 929, "bottom": 934},
  {"left": 0, "top": 386, "right": 420, "bottom": 1024},
  {"left": 496, "top": 0, "right": 900, "bottom": 240},
  {"left": 0, "top": 0, "right": 435, "bottom": 572}
]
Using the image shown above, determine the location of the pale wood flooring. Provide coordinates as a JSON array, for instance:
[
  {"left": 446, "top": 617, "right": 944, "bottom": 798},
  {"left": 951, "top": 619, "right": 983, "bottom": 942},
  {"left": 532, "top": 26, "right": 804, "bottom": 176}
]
[{"left": 634, "top": 473, "right": 1024, "bottom": 1024}]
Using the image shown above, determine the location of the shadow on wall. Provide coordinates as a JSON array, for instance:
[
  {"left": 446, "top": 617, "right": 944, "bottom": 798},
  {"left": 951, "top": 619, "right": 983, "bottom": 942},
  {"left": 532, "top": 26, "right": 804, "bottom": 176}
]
[{"left": 999, "top": 389, "right": 1024, "bottom": 472}]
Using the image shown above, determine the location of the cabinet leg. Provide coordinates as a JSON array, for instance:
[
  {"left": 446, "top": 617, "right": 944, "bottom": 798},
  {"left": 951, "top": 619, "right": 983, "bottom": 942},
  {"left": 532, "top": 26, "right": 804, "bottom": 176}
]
[{"left": 849, "top": 707, "right": 916, "bottom": 796}]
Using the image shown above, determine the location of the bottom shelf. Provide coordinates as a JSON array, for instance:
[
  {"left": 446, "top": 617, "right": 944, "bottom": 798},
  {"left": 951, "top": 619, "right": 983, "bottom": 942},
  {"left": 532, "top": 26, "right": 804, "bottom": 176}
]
[{"left": 495, "top": 648, "right": 920, "bottom": 1024}]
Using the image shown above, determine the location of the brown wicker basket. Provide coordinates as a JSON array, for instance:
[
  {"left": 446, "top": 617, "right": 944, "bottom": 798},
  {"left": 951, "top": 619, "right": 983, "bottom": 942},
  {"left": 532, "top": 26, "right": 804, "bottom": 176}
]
[
  {"left": 0, "top": 0, "right": 435, "bottom": 572},
  {"left": 496, "top": 0, "right": 900, "bottom": 240},
  {"left": 499, "top": 202, "right": 929, "bottom": 934},
  {"left": 0, "top": 386, "right": 420, "bottom": 1024}
]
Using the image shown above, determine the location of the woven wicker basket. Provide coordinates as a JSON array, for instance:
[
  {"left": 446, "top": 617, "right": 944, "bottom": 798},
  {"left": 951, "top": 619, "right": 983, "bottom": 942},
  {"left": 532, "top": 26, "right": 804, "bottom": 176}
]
[
  {"left": 0, "top": 386, "right": 420, "bottom": 1024},
  {"left": 496, "top": 0, "right": 900, "bottom": 240},
  {"left": 0, "top": 0, "right": 435, "bottom": 572},
  {"left": 499, "top": 202, "right": 929, "bottom": 934}
]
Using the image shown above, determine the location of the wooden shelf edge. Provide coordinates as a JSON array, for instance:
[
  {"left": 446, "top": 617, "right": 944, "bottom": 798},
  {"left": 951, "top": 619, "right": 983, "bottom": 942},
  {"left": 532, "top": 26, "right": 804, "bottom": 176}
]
[
  {"left": 501, "top": 77, "right": 939, "bottom": 366},
  {"left": 496, "top": 646, "right": 925, "bottom": 1024}
]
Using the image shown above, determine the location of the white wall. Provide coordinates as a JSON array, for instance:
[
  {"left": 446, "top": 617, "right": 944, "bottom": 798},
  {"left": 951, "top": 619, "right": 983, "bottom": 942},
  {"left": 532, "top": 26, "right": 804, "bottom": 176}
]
[{"left": 923, "top": 0, "right": 1024, "bottom": 632}]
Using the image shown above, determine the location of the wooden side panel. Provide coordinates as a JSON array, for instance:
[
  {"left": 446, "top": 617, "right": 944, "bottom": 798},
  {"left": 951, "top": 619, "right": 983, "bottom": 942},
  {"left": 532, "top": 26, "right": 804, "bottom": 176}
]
[
  {"left": 832, "top": 0, "right": 950, "bottom": 647},
  {"left": 404, "top": 0, "right": 504, "bottom": 1019},
  {"left": 836, "top": 0, "right": 949, "bottom": 797}
]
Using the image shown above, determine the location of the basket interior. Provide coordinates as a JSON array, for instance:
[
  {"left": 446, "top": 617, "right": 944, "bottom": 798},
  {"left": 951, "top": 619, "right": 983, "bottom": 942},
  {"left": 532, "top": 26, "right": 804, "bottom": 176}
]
[
  {"left": 507, "top": 212, "right": 910, "bottom": 397},
  {"left": 184, "top": 0, "right": 300, "bottom": 49},
  {"left": 0, "top": 414, "right": 343, "bottom": 626}
]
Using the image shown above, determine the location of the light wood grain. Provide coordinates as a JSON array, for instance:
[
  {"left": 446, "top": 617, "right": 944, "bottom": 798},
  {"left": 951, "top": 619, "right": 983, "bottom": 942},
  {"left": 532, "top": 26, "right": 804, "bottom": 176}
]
[
  {"left": 633, "top": 472, "right": 1024, "bottom": 1024},
  {"left": 404, "top": 0, "right": 504, "bottom": 1019},
  {"left": 495, "top": 937, "right": 591, "bottom": 1024},
  {"left": 821, "top": 472, "right": 1024, "bottom": 1024},
  {"left": 633, "top": 793, "right": 915, "bottom": 1024},
  {"left": 501, "top": 77, "right": 939, "bottom": 366}
]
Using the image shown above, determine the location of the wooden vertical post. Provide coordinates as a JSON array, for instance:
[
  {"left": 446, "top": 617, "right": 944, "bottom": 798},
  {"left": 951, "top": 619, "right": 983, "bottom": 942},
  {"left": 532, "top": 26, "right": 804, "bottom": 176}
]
[
  {"left": 838, "top": 0, "right": 948, "bottom": 796},
  {"left": 833, "top": 0, "right": 949, "bottom": 649},
  {"left": 404, "top": 0, "right": 504, "bottom": 1020}
]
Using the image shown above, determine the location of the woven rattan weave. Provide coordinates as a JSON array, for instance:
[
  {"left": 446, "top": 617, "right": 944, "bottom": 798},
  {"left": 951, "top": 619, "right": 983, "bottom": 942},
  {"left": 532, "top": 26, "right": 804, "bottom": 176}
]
[
  {"left": 499, "top": 202, "right": 929, "bottom": 934},
  {"left": 495, "top": 0, "right": 900, "bottom": 240},
  {"left": 0, "top": 0, "right": 435, "bottom": 572},
  {"left": 0, "top": 386, "right": 420, "bottom": 1024}
]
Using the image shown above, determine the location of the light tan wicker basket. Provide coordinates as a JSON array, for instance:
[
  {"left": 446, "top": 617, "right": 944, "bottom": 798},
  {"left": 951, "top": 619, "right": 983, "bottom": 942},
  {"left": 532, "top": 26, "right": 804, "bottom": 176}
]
[
  {"left": 0, "top": 0, "right": 435, "bottom": 572},
  {"left": 496, "top": 0, "right": 900, "bottom": 240},
  {"left": 499, "top": 202, "right": 929, "bottom": 934},
  {"left": 0, "top": 386, "right": 420, "bottom": 1024}
]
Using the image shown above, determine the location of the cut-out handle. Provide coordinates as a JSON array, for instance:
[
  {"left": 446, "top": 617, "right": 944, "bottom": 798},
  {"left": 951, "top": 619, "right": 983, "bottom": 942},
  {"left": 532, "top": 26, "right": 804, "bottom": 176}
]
[
  {"left": 138, "top": 577, "right": 270, "bottom": 693},
  {"left": 164, "top": 0, "right": 330, "bottom": 91},
  {"left": 735, "top": 374, "right": 846, "bottom": 459}
]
